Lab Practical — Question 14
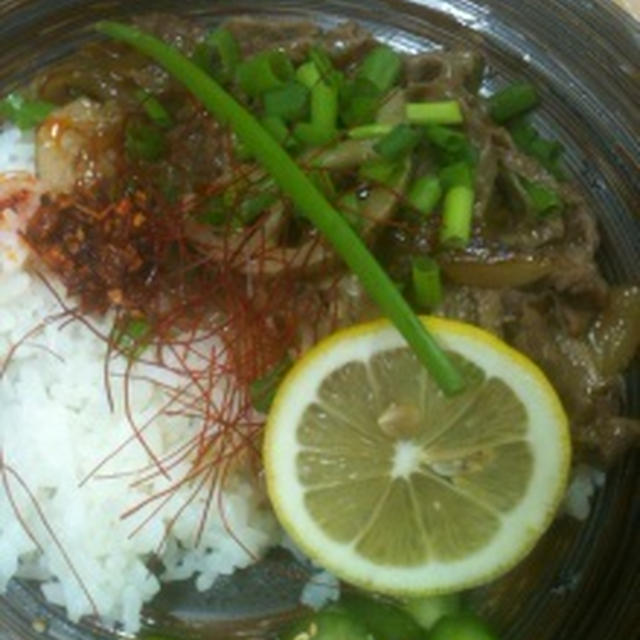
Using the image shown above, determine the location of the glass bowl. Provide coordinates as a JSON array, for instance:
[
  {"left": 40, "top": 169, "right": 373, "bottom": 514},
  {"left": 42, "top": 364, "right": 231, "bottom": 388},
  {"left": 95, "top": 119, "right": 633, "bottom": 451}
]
[{"left": 0, "top": 1, "right": 638, "bottom": 639}]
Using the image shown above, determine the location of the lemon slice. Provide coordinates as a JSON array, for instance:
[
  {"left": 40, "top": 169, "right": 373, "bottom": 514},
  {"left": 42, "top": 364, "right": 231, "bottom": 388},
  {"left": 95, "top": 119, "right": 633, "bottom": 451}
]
[{"left": 264, "top": 317, "right": 570, "bottom": 595}]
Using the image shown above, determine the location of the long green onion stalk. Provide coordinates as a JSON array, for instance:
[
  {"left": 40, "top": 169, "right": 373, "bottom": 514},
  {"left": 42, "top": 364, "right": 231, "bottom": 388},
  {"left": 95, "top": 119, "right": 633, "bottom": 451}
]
[{"left": 96, "top": 21, "right": 464, "bottom": 395}]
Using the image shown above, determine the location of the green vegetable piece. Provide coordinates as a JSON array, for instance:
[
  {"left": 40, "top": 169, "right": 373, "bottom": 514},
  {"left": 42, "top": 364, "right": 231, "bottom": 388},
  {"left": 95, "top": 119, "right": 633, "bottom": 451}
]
[
  {"left": 250, "top": 356, "right": 292, "bottom": 414},
  {"left": 403, "top": 593, "right": 461, "bottom": 631},
  {"left": 236, "top": 50, "right": 295, "bottom": 97},
  {"left": 507, "top": 117, "right": 538, "bottom": 148},
  {"left": 427, "top": 613, "right": 498, "bottom": 640},
  {"left": 309, "top": 46, "right": 343, "bottom": 89},
  {"left": 373, "top": 123, "right": 422, "bottom": 160},
  {"left": 528, "top": 136, "right": 566, "bottom": 178},
  {"left": 115, "top": 317, "right": 151, "bottom": 360},
  {"left": 357, "top": 45, "right": 403, "bottom": 93},
  {"left": 125, "top": 121, "right": 166, "bottom": 161},
  {"left": 341, "top": 593, "right": 424, "bottom": 640},
  {"left": 423, "top": 124, "right": 467, "bottom": 151},
  {"left": 407, "top": 175, "right": 442, "bottom": 215},
  {"left": 348, "top": 123, "right": 393, "bottom": 139},
  {"left": 280, "top": 607, "right": 370, "bottom": 640},
  {"left": 97, "top": 20, "right": 465, "bottom": 395},
  {"left": 193, "top": 28, "right": 241, "bottom": 82},
  {"left": 263, "top": 81, "right": 310, "bottom": 122},
  {"left": 293, "top": 121, "right": 335, "bottom": 146},
  {"left": 507, "top": 118, "right": 565, "bottom": 179},
  {"left": 0, "top": 92, "right": 56, "bottom": 129},
  {"left": 439, "top": 161, "right": 474, "bottom": 190},
  {"left": 521, "top": 179, "right": 564, "bottom": 217},
  {"left": 424, "top": 124, "right": 476, "bottom": 165},
  {"left": 440, "top": 185, "right": 474, "bottom": 248},
  {"left": 135, "top": 89, "right": 172, "bottom": 128},
  {"left": 407, "top": 100, "right": 463, "bottom": 125},
  {"left": 488, "top": 81, "right": 540, "bottom": 123},
  {"left": 296, "top": 60, "right": 321, "bottom": 88},
  {"left": 339, "top": 77, "right": 381, "bottom": 126},
  {"left": 412, "top": 256, "right": 443, "bottom": 311},
  {"left": 293, "top": 78, "right": 338, "bottom": 146}
]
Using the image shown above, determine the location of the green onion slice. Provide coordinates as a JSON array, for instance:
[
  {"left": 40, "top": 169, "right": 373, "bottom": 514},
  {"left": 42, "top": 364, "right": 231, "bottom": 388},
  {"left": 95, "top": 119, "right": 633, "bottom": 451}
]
[
  {"left": 440, "top": 185, "right": 474, "bottom": 248},
  {"left": 236, "top": 50, "right": 295, "bottom": 97},
  {"left": 357, "top": 45, "right": 403, "bottom": 94},
  {"left": 0, "top": 92, "right": 56, "bottom": 130},
  {"left": 406, "top": 175, "right": 442, "bottom": 215},
  {"left": 373, "top": 123, "right": 421, "bottom": 161},
  {"left": 488, "top": 81, "right": 539, "bottom": 123},
  {"left": 412, "top": 256, "right": 443, "bottom": 311},
  {"left": 407, "top": 100, "right": 463, "bottom": 125}
]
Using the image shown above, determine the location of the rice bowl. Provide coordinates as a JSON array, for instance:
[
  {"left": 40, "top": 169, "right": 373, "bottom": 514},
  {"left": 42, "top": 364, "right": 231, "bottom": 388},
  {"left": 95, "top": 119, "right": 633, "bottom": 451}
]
[{"left": 0, "top": 2, "right": 638, "bottom": 639}]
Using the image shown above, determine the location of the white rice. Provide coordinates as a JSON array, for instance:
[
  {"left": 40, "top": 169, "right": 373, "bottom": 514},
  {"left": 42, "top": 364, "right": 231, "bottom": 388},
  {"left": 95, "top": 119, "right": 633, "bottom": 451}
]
[{"left": 0, "top": 124, "right": 281, "bottom": 632}]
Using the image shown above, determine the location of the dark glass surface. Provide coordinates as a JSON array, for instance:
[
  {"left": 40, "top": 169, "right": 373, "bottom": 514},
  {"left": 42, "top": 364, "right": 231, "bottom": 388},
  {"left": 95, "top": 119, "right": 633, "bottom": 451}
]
[{"left": 0, "top": 2, "right": 638, "bottom": 639}]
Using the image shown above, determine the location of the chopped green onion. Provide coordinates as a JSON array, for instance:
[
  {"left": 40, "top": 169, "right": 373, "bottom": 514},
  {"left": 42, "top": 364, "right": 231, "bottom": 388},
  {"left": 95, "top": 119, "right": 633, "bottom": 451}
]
[
  {"left": 115, "top": 317, "right": 151, "bottom": 360},
  {"left": 339, "top": 77, "right": 381, "bottom": 126},
  {"left": 357, "top": 45, "right": 403, "bottom": 94},
  {"left": 521, "top": 179, "right": 564, "bottom": 217},
  {"left": 412, "top": 256, "right": 443, "bottom": 310},
  {"left": 192, "top": 28, "right": 241, "bottom": 82},
  {"left": 134, "top": 89, "right": 172, "bottom": 128},
  {"left": 508, "top": 117, "right": 538, "bottom": 147},
  {"left": 236, "top": 50, "right": 294, "bottom": 97},
  {"left": 508, "top": 118, "right": 565, "bottom": 179},
  {"left": 0, "top": 92, "right": 56, "bottom": 129},
  {"left": 263, "top": 81, "right": 310, "bottom": 122},
  {"left": 97, "top": 21, "right": 464, "bottom": 395},
  {"left": 406, "top": 175, "right": 442, "bottom": 215},
  {"left": 250, "top": 356, "right": 292, "bottom": 413},
  {"left": 423, "top": 124, "right": 466, "bottom": 151},
  {"left": 125, "top": 121, "right": 166, "bottom": 161},
  {"left": 373, "top": 123, "right": 421, "bottom": 160},
  {"left": 309, "top": 46, "right": 343, "bottom": 89},
  {"left": 407, "top": 100, "right": 463, "bottom": 125},
  {"left": 293, "top": 78, "right": 338, "bottom": 146},
  {"left": 402, "top": 594, "right": 461, "bottom": 631},
  {"left": 428, "top": 613, "right": 498, "bottom": 640},
  {"left": 528, "top": 136, "right": 563, "bottom": 163},
  {"left": 440, "top": 185, "right": 474, "bottom": 248},
  {"left": 423, "top": 124, "right": 476, "bottom": 164},
  {"left": 281, "top": 607, "right": 370, "bottom": 640},
  {"left": 488, "top": 81, "right": 539, "bottom": 123},
  {"left": 296, "top": 61, "right": 321, "bottom": 88},
  {"left": 348, "top": 123, "right": 393, "bottom": 139},
  {"left": 342, "top": 593, "right": 424, "bottom": 640},
  {"left": 439, "top": 161, "right": 474, "bottom": 190}
]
